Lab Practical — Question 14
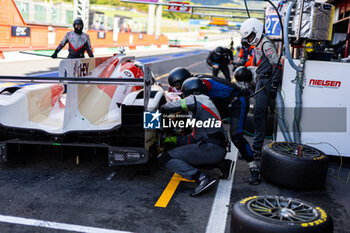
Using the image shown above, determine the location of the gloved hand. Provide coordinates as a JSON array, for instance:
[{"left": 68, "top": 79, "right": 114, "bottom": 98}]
[
  {"left": 51, "top": 52, "right": 58, "bottom": 59},
  {"left": 158, "top": 134, "right": 177, "bottom": 150},
  {"left": 161, "top": 136, "right": 177, "bottom": 147}
]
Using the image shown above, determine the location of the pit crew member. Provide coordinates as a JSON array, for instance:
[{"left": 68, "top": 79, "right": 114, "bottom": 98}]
[
  {"left": 167, "top": 69, "right": 261, "bottom": 185},
  {"left": 51, "top": 18, "right": 94, "bottom": 59},
  {"left": 206, "top": 46, "right": 234, "bottom": 81},
  {"left": 240, "top": 18, "right": 282, "bottom": 158},
  {"left": 158, "top": 78, "right": 227, "bottom": 196}
]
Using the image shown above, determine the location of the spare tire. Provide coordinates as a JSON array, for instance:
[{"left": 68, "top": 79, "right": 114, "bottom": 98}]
[
  {"left": 231, "top": 195, "right": 333, "bottom": 233},
  {"left": 261, "top": 142, "right": 329, "bottom": 190}
]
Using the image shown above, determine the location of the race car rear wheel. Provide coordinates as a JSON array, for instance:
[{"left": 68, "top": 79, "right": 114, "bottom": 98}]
[
  {"left": 231, "top": 195, "right": 333, "bottom": 233},
  {"left": 261, "top": 142, "right": 329, "bottom": 190}
]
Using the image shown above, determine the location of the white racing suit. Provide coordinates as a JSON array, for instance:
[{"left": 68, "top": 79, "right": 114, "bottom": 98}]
[
  {"left": 159, "top": 94, "right": 227, "bottom": 180},
  {"left": 252, "top": 35, "right": 282, "bottom": 152}
]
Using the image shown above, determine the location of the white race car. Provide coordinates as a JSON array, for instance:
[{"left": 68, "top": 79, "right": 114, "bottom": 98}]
[{"left": 0, "top": 55, "right": 167, "bottom": 166}]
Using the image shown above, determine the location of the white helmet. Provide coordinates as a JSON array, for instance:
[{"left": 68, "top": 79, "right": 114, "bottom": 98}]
[{"left": 240, "top": 18, "right": 263, "bottom": 46}]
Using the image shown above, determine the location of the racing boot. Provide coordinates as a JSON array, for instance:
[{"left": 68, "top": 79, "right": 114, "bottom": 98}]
[
  {"left": 249, "top": 167, "right": 261, "bottom": 185},
  {"left": 190, "top": 173, "right": 216, "bottom": 196},
  {"left": 218, "top": 159, "right": 234, "bottom": 180}
]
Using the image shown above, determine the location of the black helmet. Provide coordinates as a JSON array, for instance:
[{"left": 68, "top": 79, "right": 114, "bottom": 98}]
[
  {"left": 214, "top": 46, "right": 224, "bottom": 56},
  {"left": 181, "top": 77, "right": 207, "bottom": 97},
  {"left": 168, "top": 67, "right": 192, "bottom": 88},
  {"left": 234, "top": 66, "right": 252, "bottom": 82},
  {"left": 73, "top": 18, "right": 84, "bottom": 34}
]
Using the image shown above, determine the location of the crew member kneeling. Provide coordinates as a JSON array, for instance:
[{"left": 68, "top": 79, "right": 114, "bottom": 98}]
[
  {"left": 158, "top": 79, "right": 227, "bottom": 196},
  {"left": 166, "top": 68, "right": 261, "bottom": 185}
]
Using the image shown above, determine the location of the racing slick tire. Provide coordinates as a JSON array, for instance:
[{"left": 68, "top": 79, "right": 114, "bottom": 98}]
[
  {"left": 261, "top": 142, "right": 329, "bottom": 190},
  {"left": 231, "top": 195, "right": 333, "bottom": 233},
  {"left": 244, "top": 112, "right": 274, "bottom": 138}
]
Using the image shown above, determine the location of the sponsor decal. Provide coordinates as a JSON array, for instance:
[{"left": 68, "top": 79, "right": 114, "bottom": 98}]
[
  {"left": 265, "top": 47, "right": 274, "bottom": 56},
  {"left": 123, "top": 70, "right": 132, "bottom": 77},
  {"left": 73, "top": 62, "right": 89, "bottom": 77},
  {"left": 97, "top": 31, "right": 105, "bottom": 39},
  {"left": 240, "top": 196, "right": 258, "bottom": 204},
  {"left": 11, "top": 26, "right": 30, "bottom": 37},
  {"left": 168, "top": 2, "right": 190, "bottom": 13},
  {"left": 308, "top": 79, "right": 341, "bottom": 89}
]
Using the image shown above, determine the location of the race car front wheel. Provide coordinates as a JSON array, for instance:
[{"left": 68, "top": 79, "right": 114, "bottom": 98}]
[
  {"left": 261, "top": 142, "right": 329, "bottom": 190},
  {"left": 231, "top": 195, "right": 333, "bottom": 233}
]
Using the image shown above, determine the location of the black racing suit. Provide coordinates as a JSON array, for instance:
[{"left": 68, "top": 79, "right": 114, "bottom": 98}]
[
  {"left": 197, "top": 75, "right": 254, "bottom": 164},
  {"left": 252, "top": 35, "right": 282, "bottom": 152},
  {"left": 54, "top": 31, "right": 94, "bottom": 58},
  {"left": 206, "top": 48, "right": 233, "bottom": 81},
  {"left": 159, "top": 95, "right": 226, "bottom": 180}
]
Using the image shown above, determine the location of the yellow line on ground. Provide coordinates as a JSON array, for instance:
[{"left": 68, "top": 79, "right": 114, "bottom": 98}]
[
  {"left": 186, "top": 60, "right": 204, "bottom": 69},
  {"left": 155, "top": 173, "right": 194, "bottom": 208},
  {"left": 155, "top": 73, "right": 169, "bottom": 80}
]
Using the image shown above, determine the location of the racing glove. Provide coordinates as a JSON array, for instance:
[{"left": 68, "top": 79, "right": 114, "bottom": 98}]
[{"left": 162, "top": 136, "right": 177, "bottom": 146}]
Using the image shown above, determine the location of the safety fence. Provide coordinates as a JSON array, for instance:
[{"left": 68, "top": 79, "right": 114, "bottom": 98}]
[{"left": 0, "top": 25, "right": 168, "bottom": 51}]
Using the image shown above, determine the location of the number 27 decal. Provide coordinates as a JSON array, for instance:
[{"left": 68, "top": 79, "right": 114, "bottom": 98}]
[{"left": 266, "top": 15, "right": 281, "bottom": 36}]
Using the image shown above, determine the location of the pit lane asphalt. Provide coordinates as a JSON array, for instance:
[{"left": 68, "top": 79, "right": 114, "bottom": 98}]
[{"left": 0, "top": 52, "right": 349, "bottom": 233}]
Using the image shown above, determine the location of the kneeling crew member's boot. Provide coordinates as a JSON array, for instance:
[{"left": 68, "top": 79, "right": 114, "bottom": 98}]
[{"left": 191, "top": 173, "right": 216, "bottom": 196}]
